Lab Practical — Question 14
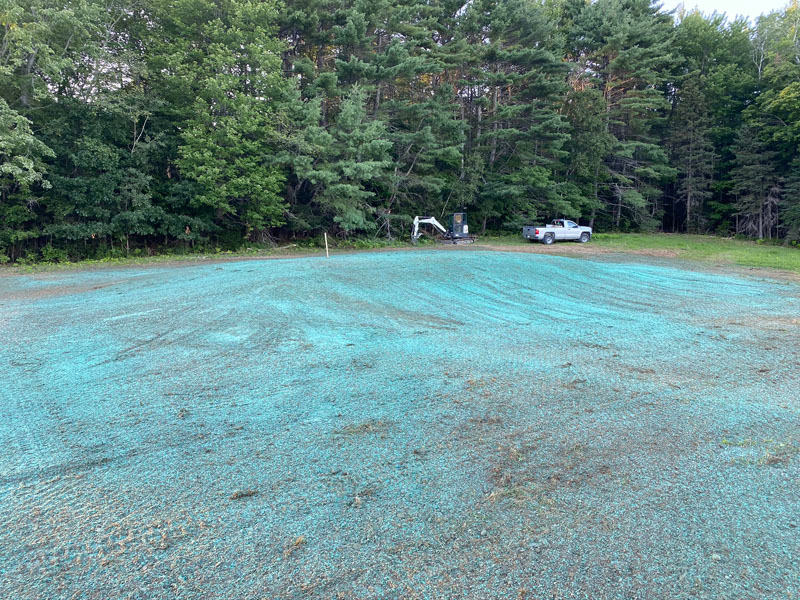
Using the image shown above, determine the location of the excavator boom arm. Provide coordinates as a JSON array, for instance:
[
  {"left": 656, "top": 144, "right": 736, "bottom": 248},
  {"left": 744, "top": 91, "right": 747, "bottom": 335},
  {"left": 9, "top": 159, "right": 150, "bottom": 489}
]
[{"left": 411, "top": 216, "right": 448, "bottom": 242}]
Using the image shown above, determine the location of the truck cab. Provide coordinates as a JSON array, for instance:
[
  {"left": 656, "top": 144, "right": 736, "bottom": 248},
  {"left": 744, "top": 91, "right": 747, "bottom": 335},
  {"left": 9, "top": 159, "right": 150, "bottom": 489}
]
[{"left": 551, "top": 219, "right": 580, "bottom": 240}]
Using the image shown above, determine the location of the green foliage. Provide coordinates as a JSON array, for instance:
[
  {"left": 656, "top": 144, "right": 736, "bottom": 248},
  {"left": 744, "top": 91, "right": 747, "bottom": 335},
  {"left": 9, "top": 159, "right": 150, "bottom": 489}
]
[
  {"left": 569, "top": 0, "right": 677, "bottom": 230},
  {"left": 669, "top": 76, "right": 715, "bottom": 232},
  {"left": 0, "top": 100, "right": 53, "bottom": 191},
  {"left": 782, "top": 157, "right": 800, "bottom": 242},
  {"left": 294, "top": 86, "right": 392, "bottom": 233},
  {"left": 1, "top": 0, "right": 800, "bottom": 261},
  {"left": 730, "top": 126, "right": 780, "bottom": 239},
  {"left": 40, "top": 244, "right": 68, "bottom": 263},
  {"left": 0, "top": 99, "right": 54, "bottom": 258},
  {"left": 168, "top": 0, "right": 290, "bottom": 239}
]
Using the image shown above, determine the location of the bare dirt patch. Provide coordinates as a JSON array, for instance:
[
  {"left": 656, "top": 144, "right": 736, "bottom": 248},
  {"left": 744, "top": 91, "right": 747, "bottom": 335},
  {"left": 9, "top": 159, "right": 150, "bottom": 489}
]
[
  {"left": 0, "top": 279, "right": 124, "bottom": 301},
  {"left": 474, "top": 241, "right": 680, "bottom": 259}
]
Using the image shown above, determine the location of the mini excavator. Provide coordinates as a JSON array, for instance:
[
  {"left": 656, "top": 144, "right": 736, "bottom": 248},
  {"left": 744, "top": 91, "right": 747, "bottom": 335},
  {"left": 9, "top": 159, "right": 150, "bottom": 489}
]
[{"left": 411, "top": 212, "right": 476, "bottom": 245}]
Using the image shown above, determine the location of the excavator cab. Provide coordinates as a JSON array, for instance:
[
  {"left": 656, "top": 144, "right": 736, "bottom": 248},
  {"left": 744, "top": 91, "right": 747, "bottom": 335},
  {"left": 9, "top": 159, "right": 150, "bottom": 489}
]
[{"left": 450, "top": 213, "right": 469, "bottom": 240}]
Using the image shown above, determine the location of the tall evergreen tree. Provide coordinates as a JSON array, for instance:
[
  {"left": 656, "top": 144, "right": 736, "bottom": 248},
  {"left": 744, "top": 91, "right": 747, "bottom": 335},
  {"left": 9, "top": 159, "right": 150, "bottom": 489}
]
[
  {"left": 669, "top": 76, "right": 715, "bottom": 232},
  {"left": 165, "top": 0, "right": 292, "bottom": 243},
  {"left": 561, "top": 87, "right": 614, "bottom": 228},
  {"left": 673, "top": 13, "right": 757, "bottom": 234},
  {"left": 461, "top": 0, "right": 571, "bottom": 229},
  {"left": 781, "top": 157, "right": 800, "bottom": 242},
  {"left": 293, "top": 87, "right": 393, "bottom": 234},
  {"left": 382, "top": 84, "right": 466, "bottom": 235},
  {"left": 571, "top": 0, "right": 677, "bottom": 230},
  {"left": 730, "top": 126, "right": 780, "bottom": 239}
]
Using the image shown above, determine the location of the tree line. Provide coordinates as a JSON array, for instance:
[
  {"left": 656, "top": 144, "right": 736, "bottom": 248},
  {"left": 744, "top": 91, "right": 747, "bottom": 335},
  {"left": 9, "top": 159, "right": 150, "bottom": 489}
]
[{"left": 1, "top": 0, "right": 799, "bottom": 261}]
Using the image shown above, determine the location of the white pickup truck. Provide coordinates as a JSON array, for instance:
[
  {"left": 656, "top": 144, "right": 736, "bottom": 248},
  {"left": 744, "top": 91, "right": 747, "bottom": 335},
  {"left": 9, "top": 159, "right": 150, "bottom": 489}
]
[{"left": 522, "top": 219, "right": 592, "bottom": 244}]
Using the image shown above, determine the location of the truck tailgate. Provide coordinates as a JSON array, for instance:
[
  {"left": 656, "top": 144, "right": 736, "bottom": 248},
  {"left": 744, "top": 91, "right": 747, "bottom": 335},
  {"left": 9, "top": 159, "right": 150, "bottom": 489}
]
[{"left": 522, "top": 226, "right": 538, "bottom": 239}]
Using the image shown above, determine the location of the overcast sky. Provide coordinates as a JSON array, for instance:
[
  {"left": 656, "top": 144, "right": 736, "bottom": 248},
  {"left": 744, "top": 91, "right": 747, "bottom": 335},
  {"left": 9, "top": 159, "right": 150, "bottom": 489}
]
[{"left": 659, "top": 0, "right": 791, "bottom": 21}]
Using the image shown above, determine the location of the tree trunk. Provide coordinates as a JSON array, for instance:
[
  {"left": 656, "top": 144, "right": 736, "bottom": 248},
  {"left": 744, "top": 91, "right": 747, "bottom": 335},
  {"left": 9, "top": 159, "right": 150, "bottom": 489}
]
[
  {"left": 374, "top": 32, "right": 382, "bottom": 115},
  {"left": 590, "top": 165, "right": 599, "bottom": 230},
  {"left": 490, "top": 86, "right": 498, "bottom": 166},
  {"left": 20, "top": 52, "right": 36, "bottom": 107},
  {"left": 671, "top": 194, "right": 676, "bottom": 233},
  {"left": 476, "top": 104, "right": 482, "bottom": 149},
  {"left": 686, "top": 190, "right": 691, "bottom": 233}
]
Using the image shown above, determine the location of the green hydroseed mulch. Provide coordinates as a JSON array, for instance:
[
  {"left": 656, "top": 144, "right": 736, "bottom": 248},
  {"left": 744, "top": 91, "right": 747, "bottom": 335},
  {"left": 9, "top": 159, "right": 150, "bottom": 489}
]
[{"left": 0, "top": 250, "right": 798, "bottom": 599}]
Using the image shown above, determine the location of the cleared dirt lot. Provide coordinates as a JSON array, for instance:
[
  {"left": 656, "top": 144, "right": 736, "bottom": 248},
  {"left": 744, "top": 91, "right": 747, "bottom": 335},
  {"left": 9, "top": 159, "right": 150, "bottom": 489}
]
[{"left": 1, "top": 250, "right": 798, "bottom": 599}]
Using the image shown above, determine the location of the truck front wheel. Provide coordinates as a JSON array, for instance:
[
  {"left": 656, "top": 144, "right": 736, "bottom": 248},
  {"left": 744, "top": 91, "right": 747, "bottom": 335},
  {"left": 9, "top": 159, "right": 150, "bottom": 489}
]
[
  {"left": 579, "top": 232, "right": 590, "bottom": 243},
  {"left": 542, "top": 233, "right": 555, "bottom": 245}
]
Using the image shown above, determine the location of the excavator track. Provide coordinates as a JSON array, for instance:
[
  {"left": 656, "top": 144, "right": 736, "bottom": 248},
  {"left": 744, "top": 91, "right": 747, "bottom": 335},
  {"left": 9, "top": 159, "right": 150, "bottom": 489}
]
[{"left": 439, "top": 237, "right": 476, "bottom": 245}]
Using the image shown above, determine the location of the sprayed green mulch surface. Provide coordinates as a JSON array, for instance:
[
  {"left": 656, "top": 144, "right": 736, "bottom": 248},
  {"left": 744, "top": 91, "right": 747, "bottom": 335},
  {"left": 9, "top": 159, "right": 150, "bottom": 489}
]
[{"left": 1, "top": 250, "right": 798, "bottom": 599}]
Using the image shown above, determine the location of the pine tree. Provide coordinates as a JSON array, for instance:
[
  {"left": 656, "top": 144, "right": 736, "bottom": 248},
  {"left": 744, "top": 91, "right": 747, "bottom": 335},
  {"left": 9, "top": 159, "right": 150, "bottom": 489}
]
[
  {"left": 294, "top": 87, "right": 393, "bottom": 234},
  {"left": 730, "top": 126, "right": 780, "bottom": 239},
  {"left": 669, "top": 76, "right": 715, "bottom": 232},
  {"left": 5, "top": 0, "right": 800, "bottom": 257},
  {"left": 171, "top": 0, "right": 291, "bottom": 242},
  {"left": 562, "top": 87, "right": 614, "bottom": 228},
  {"left": 460, "top": 0, "right": 571, "bottom": 230},
  {"left": 780, "top": 156, "right": 800, "bottom": 242},
  {"left": 673, "top": 12, "right": 758, "bottom": 234},
  {"left": 571, "top": 0, "right": 677, "bottom": 230},
  {"left": 382, "top": 84, "right": 465, "bottom": 236}
]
